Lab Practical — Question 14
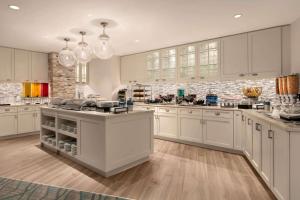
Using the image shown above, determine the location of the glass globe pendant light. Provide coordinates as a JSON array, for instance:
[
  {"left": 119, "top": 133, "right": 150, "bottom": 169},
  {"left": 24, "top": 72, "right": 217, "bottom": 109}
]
[
  {"left": 74, "top": 31, "right": 93, "bottom": 63},
  {"left": 94, "top": 22, "right": 114, "bottom": 60},
  {"left": 58, "top": 38, "right": 76, "bottom": 67}
]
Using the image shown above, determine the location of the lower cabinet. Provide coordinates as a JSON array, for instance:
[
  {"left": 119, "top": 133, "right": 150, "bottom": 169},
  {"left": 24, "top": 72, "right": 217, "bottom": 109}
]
[
  {"left": 35, "top": 112, "right": 41, "bottom": 131},
  {"left": 157, "top": 114, "right": 177, "bottom": 138},
  {"left": 0, "top": 113, "right": 18, "bottom": 136},
  {"left": 203, "top": 117, "right": 234, "bottom": 149},
  {"left": 244, "top": 117, "right": 253, "bottom": 159},
  {"left": 234, "top": 111, "right": 242, "bottom": 150},
  {"left": 18, "top": 112, "right": 36, "bottom": 133},
  {"left": 272, "top": 126, "right": 290, "bottom": 200},
  {"left": 290, "top": 132, "right": 300, "bottom": 200},
  {"left": 178, "top": 115, "right": 203, "bottom": 143},
  {"left": 252, "top": 120, "right": 262, "bottom": 172}
]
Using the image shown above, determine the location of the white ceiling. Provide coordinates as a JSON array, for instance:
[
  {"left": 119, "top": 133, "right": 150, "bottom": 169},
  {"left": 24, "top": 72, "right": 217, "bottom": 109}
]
[{"left": 0, "top": 0, "right": 300, "bottom": 56}]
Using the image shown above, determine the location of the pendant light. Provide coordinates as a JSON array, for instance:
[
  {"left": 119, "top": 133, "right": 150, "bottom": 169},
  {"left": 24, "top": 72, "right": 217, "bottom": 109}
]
[
  {"left": 74, "top": 31, "right": 93, "bottom": 63},
  {"left": 58, "top": 38, "right": 76, "bottom": 67},
  {"left": 94, "top": 22, "right": 114, "bottom": 59}
]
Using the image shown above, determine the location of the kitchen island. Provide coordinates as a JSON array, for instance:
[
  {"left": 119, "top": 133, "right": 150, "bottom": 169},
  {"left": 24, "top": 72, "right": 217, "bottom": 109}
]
[{"left": 40, "top": 107, "right": 154, "bottom": 177}]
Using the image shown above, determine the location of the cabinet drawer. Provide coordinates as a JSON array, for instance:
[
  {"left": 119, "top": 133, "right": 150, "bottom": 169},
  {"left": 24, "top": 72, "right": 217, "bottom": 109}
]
[
  {"left": 18, "top": 106, "right": 36, "bottom": 112},
  {"left": 134, "top": 106, "right": 156, "bottom": 111},
  {"left": 179, "top": 108, "right": 202, "bottom": 117},
  {"left": 0, "top": 107, "right": 17, "bottom": 113},
  {"left": 157, "top": 107, "right": 177, "bottom": 114},
  {"left": 203, "top": 109, "right": 233, "bottom": 119}
]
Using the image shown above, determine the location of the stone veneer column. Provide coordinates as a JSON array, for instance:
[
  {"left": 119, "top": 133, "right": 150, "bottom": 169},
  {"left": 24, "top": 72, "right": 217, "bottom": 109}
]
[{"left": 48, "top": 52, "right": 76, "bottom": 99}]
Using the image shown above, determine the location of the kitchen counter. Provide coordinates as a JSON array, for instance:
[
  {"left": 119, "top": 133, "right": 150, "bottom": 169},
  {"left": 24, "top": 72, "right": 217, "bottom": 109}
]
[{"left": 40, "top": 107, "right": 154, "bottom": 177}]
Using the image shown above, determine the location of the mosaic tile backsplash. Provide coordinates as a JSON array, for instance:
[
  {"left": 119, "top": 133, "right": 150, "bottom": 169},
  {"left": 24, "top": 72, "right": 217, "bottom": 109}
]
[
  {"left": 0, "top": 83, "right": 22, "bottom": 103},
  {"left": 148, "top": 78, "right": 276, "bottom": 101}
]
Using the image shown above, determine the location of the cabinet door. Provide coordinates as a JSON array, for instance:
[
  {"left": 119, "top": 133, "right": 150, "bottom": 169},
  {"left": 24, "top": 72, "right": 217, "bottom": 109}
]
[
  {"left": 248, "top": 27, "right": 282, "bottom": 77},
  {"left": 0, "top": 114, "right": 18, "bottom": 136},
  {"left": 290, "top": 133, "right": 300, "bottom": 200},
  {"left": 203, "top": 117, "right": 234, "bottom": 148},
  {"left": 14, "top": 49, "right": 31, "bottom": 81},
  {"left": 157, "top": 114, "right": 177, "bottom": 138},
  {"left": 18, "top": 112, "right": 35, "bottom": 133},
  {"left": 146, "top": 51, "right": 160, "bottom": 82},
  {"left": 121, "top": 53, "right": 146, "bottom": 84},
  {"left": 244, "top": 117, "right": 253, "bottom": 159},
  {"left": 272, "top": 126, "right": 289, "bottom": 200},
  {"left": 178, "top": 115, "right": 203, "bottom": 143},
  {"left": 178, "top": 45, "right": 197, "bottom": 82},
  {"left": 154, "top": 115, "right": 158, "bottom": 135},
  {"left": 31, "top": 52, "right": 48, "bottom": 82},
  {"left": 35, "top": 112, "right": 41, "bottom": 131},
  {"left": 221, "top": 33, "right": 248, "bottom": 80},
  {"left": 160, "top": 48, "right": 177, "bottom": 82},
  {"left": 261, "top": 122, "right": 273, "bottom": 188},
  {"left": 0, "top": 47, "right": 13, "bottom": 81},
  {"left": 241, "top": 114, "right": 246, "bottom": 151},
  {"left": 252, "top": 121, "right": 262, "bottom": 172},
  {"left": 234, "top": 111, "right": 242, "bottom": 150}
]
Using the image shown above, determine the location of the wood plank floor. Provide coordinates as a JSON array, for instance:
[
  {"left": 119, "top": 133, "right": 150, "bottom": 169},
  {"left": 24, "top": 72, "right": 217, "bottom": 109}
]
[{"left": 0, "top": 135, "right": 275, "bottom": 200}]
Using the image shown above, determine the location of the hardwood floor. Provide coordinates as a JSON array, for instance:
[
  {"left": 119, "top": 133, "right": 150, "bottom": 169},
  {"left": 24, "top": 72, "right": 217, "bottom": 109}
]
[{"left": 0, "top": 135, "right": 275, "bottom": 200}]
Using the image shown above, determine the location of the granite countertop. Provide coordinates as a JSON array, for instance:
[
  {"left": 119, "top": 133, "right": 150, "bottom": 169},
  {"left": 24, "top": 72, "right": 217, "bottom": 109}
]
[
  {"left": 41, "top": 106, "right": 154, "bottom": 119},
  {"left": 134, "top": 102, "right": 239, "bottom": 111}
]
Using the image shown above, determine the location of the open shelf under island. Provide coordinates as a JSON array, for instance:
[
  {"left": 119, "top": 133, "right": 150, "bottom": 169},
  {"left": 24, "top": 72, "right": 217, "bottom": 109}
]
[{"left": 40, "top": 107, "right": 154, "bottom": 177}]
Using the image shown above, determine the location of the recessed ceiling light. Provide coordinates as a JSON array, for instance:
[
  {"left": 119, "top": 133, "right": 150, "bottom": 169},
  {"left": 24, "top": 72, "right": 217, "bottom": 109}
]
[
  {"left": 135, "top": 39, "right": 140, "bottom": 43},
  {"left": 87, "top": 14, "right": 93, "bottom": 17},
  {"left": 8, "top": 5, "right": 20, "bottom": 10},
  {"left": 234, "top": 14, "right": 242, "bottom": 19}
]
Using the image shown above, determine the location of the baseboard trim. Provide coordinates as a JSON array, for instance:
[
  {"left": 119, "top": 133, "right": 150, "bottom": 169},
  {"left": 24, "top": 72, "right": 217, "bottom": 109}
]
[{"left": 0, "top": 132, "right": 39, "bottom": 140}]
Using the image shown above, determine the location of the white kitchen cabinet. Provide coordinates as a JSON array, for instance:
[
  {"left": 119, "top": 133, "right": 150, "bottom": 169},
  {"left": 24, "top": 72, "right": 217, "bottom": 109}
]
[
  {"left": 121, "top": 53, "right": 146, "bottom": 84},
  {"left": 248, "top": 27, "right": 282, "bottom": 78},
  {"left": 14, "top": 49, "right": 31, "bottom": 82},
  {"left": 290, "top": 132, "right": 300, "bottom": 200},
  {"left": 157, "top": 113, "right": 177, "bottom": 138},
  {"left": 178, "top": 45, "right": 197, "bottom": 82},
  {"left": 260, "top": 121, "right": 273, "bottom": 188},
  {"left": 244, "top": 117, "right": 253, "bottom": 159},
  {"left": 272, "top": 126, "right": 289, "bottom": 200},
  {"left": 35, "top": 112, "right": 41, "bottom": 131},
  {"left": 221, "top": 33, "right": 248, "bottom": 80},
  {"left": 203, "top": 116, "right": 234, "bottom": 149},
  {"left": 160, "top": 48, "right": 177, "bottom": 82},
  {"left": 178, "top": 109, "right": 203, "bottom": 143},
  {"left": 0, "top": 47, "right": 13, "bottom": 81},
  {"left": 0, "top": 113, "right": 18, "bottom": 136},
  {"left": 234, "top": 111, "right": 243, "bottom": 150},
  {"left": 31, "top": 52, "right": 48, "bottom": 82},
  {"left": 197, "top": 40, "right": 220, "bottom": 81},
  {"left": 18, "top": 112, "right": 36, "bottom": 133},
  {"left": 252, "top": 120, "right": 262, "bottom": 172}
]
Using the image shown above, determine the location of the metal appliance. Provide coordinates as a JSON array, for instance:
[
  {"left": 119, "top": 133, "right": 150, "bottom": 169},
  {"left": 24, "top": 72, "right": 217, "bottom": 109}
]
[{"left": 96, "top": 101, "right": 119, "bottom": 112}]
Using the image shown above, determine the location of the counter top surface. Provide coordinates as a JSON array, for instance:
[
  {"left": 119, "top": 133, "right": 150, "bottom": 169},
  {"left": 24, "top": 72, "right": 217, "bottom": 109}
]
[
  {"left": 0, "top": 104, "right": 44, "bottom": 107},
  {"left": 41, "top": 106, "right": 154, "bottom": 119}
]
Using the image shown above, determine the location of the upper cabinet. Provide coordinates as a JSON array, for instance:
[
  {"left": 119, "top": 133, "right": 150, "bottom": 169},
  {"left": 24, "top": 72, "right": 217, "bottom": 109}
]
[
  {"left": 121, "top": 52, "right": 146, "bottom": 84},
  {"left": 0, "top": 47, "right": 13, "bottom": 81},
  {"left": 146, "top": 51, "right": 160, "bottom": 82},
  {"left": 178, "top": 45, "right": 196, "bottom": 81},
  {"left": 221, "top": 33, "right": 248, "bottom": 80},
  {"left": 248, "top": 27, "right": 282, "bottom": 77},
  {"left": 197, "top": 40, "right": 220, "bottom": 81},
  {"left": 31, "top": 52, "right": 48, "bottom": 82},
  {"left": 160, "top": 48, "right": 177, "bottom": 82},
  {"left": 0, "top": 47, "right": 48, "bottom": 83},
  {"left": 14, "top": 49, "right": 31, "bottom": 82}
]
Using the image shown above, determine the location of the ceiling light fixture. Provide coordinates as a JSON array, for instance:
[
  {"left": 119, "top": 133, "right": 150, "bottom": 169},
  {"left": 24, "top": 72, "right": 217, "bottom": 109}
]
[
  {"left": 94, "top": 22, "right": 114, "bottom": 60},
  {"left": 8, "top": 5, "right": 20, "bottom": 10},
  {"left": 234, "top": 14, "right": 243, "bottom": 19},
  {"left": 74, "top": 31, "right": 93, "bottom": 63},
  {"left": 58, "top": 38, "right": 76, "bottom": 67},
  {"left": 135, "top": 39, "right": 140, "bottom": 43}
]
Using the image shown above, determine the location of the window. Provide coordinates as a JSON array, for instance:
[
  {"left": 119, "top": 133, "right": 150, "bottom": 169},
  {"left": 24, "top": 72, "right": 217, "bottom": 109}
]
[
  {"left": 179, "top": 45, "right": 196, "bottom": 79},
  {"left": 198, "top": 41, "right": 219, "bottom": 78},
  {"left": 146, "top": 51, "right": 160, "bottom": 81},
  {"left": 76, "top": 62, "right": 89, "bottom": 84}
]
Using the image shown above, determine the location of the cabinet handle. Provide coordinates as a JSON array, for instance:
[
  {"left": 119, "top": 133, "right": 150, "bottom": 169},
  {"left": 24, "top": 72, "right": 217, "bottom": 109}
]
[
  {"left": 242, "top": 115, "right": 245, "bottom": 121},
  {"left": 255, "top": 123, "right": 262, "bottom": 131},
  {"left": 191, "top": 77, "right": 195, "bottom": 80},
  {"left": 155, "top": 79, "right": 159, "bottom": 82},
  {"left": 268, "top": 130, "right": 274, "bottom": 139},
  {"left": 165, "top": 109, "right": 170, "bottom": 112},
  {"left": 189, "top": 110, "right": 193, "bottom": 114},
  {"left": 4, "top": 108, "right": 10, "bottom": 112},
  {"left": 252, "top": 73, "right": 258, "bottom": 76},
  {"left": 239, "top": 74, "right": 245, "bottom": 77},
  {"left": 200, "top": 76, "right": 205, "bottom": 79},
  {"left": 215, "top": 112, "right": 220, "bottom": 116},
  {"left": 248, "top": 118, "right": 252, "bottom": 125},
  {"left": 146, "top": 107, "right": 150, "bottom": 110}
]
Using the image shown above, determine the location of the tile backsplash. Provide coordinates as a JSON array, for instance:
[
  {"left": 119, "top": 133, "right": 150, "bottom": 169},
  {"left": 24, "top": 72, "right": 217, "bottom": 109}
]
[
  {"left": 0, "top": 83, "right": 22, "bottom": 103},
  {"left": 147, "top": 78, "right": 276, "bottom": 101}
]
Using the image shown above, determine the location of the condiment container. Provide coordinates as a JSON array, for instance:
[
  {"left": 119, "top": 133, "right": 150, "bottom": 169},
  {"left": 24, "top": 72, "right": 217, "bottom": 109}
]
[
  {"left": 282, "top": 76, "right": 288, "bottom": 95},
  {"left": 287, "top": 74, "right": 299, "bottom": 95}
]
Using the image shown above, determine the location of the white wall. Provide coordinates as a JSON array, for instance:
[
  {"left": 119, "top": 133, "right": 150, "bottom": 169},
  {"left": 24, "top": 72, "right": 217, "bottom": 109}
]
[
  {"left": 291, "top": 17, "right": 300, "bottom": 73},
  {"left": 87, "top": 56, "right": 121, "bottom": 100}
]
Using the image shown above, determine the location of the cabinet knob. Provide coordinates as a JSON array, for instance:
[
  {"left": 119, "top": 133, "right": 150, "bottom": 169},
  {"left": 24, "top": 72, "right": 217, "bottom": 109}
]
[
  {"left": 191, "top": 77, "right": 195, "bottom": 80},
  {"left": 155, "top": 79, "right": 159, "bottom": 82},
  {"left": 252, "top": 73, "right": 258, "bottom": 76},
  {"left": 200, "top": 76, "right": 205, "bottom": 79},
  {"left": 215, "top": 112, "right": 220, "bottom": 116},
  {"left": 189, "top": 110, "right": 193, "bottom": 114},
  {"left": 165, "top": 109, "right": 170, "bottom": 112},
  {"left": 239, "top": 74, "right": 245, "bottom": 77}
]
